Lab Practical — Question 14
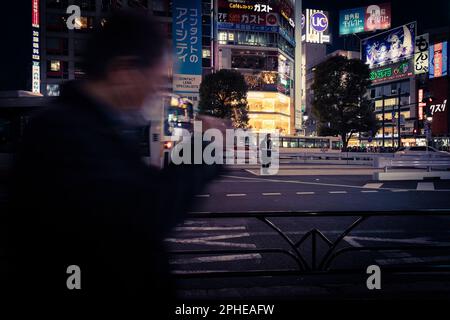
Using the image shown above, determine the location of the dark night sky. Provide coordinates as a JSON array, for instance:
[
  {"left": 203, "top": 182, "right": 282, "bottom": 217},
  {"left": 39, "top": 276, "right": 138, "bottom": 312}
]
[
  {"left": 303, "top": 0, "right": 450, "bottom": 52},
  {"left": 0, "top": 1, "right": 449, "bottom": 91}
]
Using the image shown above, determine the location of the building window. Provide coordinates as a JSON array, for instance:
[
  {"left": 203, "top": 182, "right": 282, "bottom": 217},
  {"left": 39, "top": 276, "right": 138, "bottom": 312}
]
[
  {"left": 47, "top": 60, "right": 68, "bottom": 78},
  {"left": 50, "top": 60, "right": 61, "bottom": 72},
  {"left": 46, "top": 38, "right": 68, "bottom": 55},
  {"left": 74, "top": 16, "right": 95, "bottom": 31},
  {"left": 218, "top": 32, "right": 227, "bottom": 44},
  {"left": 46, "top": 84, "right": 61, "bottom": 96},
  {"left": 202, "top": 49, "right": 211, "bottom": 59},
  {"left": 152, "top": 0, "right": 168, "bottom": 16},
  {"left": 46, "top": 0, "right": 69, "bottom": 9},
  {"left": 46, "top": 14, "right": 67, "bottom": 32},
  {"left": 129, "top": 0, "right": 148, "bottom": 8},
  {"left": 73, "top": 0, "right": 96, "bottom": 11},
  {"left": 74, "top": 39, "right": 88, "bottom": 56},
  {"left": 74, "top": 62, "right": 86, "bottom": 79}
]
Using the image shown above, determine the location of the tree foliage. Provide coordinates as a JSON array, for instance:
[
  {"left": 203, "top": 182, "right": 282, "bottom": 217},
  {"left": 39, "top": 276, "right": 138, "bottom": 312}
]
[
  {"left": 311, "top": 55, "right": 378, "bottom": 150},
  {"left": 198, "top": 69, "right": 249, "bottom": 129}
]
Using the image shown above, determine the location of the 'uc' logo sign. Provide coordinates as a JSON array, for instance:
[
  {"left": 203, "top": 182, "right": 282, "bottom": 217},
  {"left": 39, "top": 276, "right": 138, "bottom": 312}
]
[{"left": 311, "top": 12, "right": 328, "bottom": 32}]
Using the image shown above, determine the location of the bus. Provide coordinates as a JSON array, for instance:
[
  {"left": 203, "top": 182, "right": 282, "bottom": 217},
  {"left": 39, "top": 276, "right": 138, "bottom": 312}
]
[
  {"left": 278, "top": 135, "right": 342, "bottom": 153},
  {"left": 146, "top": 94, "right": 194, "bottom": 168}
]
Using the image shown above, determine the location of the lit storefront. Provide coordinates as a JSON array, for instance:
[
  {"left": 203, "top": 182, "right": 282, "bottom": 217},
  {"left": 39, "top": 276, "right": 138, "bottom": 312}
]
[{"left": 247, "top": 91, "right": 291, "bottom": 133}]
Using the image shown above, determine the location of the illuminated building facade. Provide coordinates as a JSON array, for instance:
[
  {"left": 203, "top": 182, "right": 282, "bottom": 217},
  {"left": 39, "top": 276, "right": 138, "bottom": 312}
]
[{"left": 216, "top": 0, "right": 296, "bottom": 134}]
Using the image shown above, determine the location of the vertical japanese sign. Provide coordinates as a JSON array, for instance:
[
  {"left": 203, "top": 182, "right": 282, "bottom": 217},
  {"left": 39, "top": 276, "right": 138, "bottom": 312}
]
[
  {"left": 414, "top": 34, "right": 429, "bottom": 75},
  {"left": 429, "top": 42, "right": 448, "bottom": 79},
  {"left": 31, "top": 0, "right": 40, "bottom": 94},
  {"left": 418, "top": 89, "right": 426, "bottom": 120},
  {"left": 172, "top": 0, "right": 203, "bottom": 94}
]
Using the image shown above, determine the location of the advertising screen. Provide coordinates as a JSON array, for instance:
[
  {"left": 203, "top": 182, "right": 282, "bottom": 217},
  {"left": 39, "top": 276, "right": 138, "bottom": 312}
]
[
  {"left": 369, "top": 59, "right": 413, "bottom": 84},
  {"left": 339, "top": 3, "right": 391, "bottom": 36},
  {"left": 362, "top": 22, "right": 416, "bottom": 69}
]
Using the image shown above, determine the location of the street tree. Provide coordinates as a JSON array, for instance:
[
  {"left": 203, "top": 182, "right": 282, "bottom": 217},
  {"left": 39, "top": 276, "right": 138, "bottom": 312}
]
[
  {"left": 311, "top": 55, "right": 378, "bottom": 150},
  {"left": 199, "top": 69, "right": 249, "bottom": 129}
]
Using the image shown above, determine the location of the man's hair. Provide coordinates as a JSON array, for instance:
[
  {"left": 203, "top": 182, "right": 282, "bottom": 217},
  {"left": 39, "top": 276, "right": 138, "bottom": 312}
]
[{"left": 83, "top": 10, "right": 166, "bottom": 79}]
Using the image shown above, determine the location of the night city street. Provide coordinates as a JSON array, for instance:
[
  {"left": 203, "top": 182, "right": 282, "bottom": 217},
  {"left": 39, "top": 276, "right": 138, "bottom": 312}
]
[{"left": 1, "top": 0, "right": 450, "bottom": 317}]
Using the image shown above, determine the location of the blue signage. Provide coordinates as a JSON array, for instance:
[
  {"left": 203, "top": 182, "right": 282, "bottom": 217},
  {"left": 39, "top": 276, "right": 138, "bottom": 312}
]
[
  {"left": 339, "top": 7, "right": 365, "bottom": 35},
  {"left": 311, "top": 12, "right": 328, "bottom": 33},
  {"left": 172, "top": 0, "right": 202, "bottom": 77},
  {"left": 429, "top": 42, "right": 448, "bottom": 79},
  {"left": 362, "top": 22, "right": 416, "bottom": 69},
  {"left": 218, "top": 22, "right": 278, "bottom": 33}
]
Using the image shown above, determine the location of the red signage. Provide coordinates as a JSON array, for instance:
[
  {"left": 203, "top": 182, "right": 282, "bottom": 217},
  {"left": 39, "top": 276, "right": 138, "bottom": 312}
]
[
  {"left": 218, "top": 11, "right": 278, "bottom": 26},
  {"left": 433, "top": 43, "right": 444, "bottom": 78},
  {"left": 418, "top": 89, "right": 426, "bottom": 121},
  {"left": 430, "top": 77, "right": 449, "bottom": 135},
  {"left": 364, "top": 3, "right": 391, "bottom": 32},
  {"left": 32, "top": 0, "right": 39, "bottom": 27}
]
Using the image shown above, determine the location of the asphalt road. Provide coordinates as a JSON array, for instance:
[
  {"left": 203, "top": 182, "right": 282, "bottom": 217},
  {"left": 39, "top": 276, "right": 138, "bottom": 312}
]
[
  {"left": 168, "top": 168, "right": 450, "bottom": 299},
  {"left": 190, "top": 168, "right": 450, "bottom": 212}
]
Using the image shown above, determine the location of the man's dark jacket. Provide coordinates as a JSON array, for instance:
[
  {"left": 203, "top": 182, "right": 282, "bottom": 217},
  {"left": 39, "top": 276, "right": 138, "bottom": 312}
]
[{"left": 6, "top": 82, "right": 220, "bottom": 303}]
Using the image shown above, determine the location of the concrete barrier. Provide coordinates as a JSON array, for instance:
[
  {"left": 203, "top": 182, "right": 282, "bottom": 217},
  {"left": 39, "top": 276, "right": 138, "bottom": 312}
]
[{"left": 374, "top": 171, "right": 450, "bottom": 181}]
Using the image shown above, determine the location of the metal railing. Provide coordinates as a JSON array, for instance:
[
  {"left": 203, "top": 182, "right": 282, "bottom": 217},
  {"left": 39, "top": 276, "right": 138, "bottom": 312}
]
[
  {"left": 375, "top": 157, "right": 450, "bottom": 172},
  {"left": 169, "top": 211, "right": 450, "bottom": 279}
]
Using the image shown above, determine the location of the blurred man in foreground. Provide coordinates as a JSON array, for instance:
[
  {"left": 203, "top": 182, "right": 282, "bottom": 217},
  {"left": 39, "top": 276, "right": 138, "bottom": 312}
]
[{"left": 6, "top": 11, "right": 223, "bottom": 306}]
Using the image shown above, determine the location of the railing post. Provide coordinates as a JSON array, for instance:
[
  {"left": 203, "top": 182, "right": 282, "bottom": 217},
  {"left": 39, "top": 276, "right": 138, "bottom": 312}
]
[{"left": 311, "top": 230, "right": 317, "bottom": 270}]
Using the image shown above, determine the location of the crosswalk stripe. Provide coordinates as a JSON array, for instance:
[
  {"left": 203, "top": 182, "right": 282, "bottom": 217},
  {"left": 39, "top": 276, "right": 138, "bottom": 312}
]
[
  {"left": 175, "top": 226, "right": 246, "bottom": 231},
  {"left": 363, "top": 183, "right": 383, "bottom": 189},
  {"left": 169, "top": 254, "right": 262, "bottom": 265},
  {"left": 417, "top": 182, "right": 435, "bottom": 191}
]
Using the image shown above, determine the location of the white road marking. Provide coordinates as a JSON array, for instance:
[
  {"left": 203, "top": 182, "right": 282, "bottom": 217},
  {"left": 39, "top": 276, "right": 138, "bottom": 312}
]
[
  {"left": 361, "top": 190, "right": 378, "bottom": 193},
  {"left": 175, "top": 226, "right": 246, "bottom": 231},
  {"left": 296, "top": 192, "right": 315, "bottom": 195},
  {"left": 226, "top": 193, "right": 247, "bottom": 197},
  {"left": 165, "top": 233, "right": 256, "bottom": 249},
  {"left": 195, "top": 194, "right": 210, "bottom": 198},
  {"left": 363, "top": 183, "right": 383, "bottom": 189},
  {"left": 376, "top": 255, "right": 450, "bottom": 266},
  {"left": 166, "top": 238, "right": 256, "bottom": 248},
  {"left": 221, "top": 174, "right": 448, "bottom": 193},
  {"left": 344, "top": 236, "right": 450, "bottom": 245},
  {"left": 169, "top": 254, "right": 262, "bottom": 265},
  {"left": 417, "top": 182, "right": 435, "bottom": 191},
  {"left": 344, "top": 237, "right": 363, "bottom": 247},
  {"left": 329, "top": 191, "right": 347, "bottom": 194},
  {"left": 262, "top": 193, "right": 282, "bottom": 196}
]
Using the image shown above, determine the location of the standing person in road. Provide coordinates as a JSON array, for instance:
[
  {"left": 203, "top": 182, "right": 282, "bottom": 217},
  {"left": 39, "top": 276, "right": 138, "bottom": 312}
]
[{"left": 260, "top": 133, "right": 273, "bottom": 171}]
